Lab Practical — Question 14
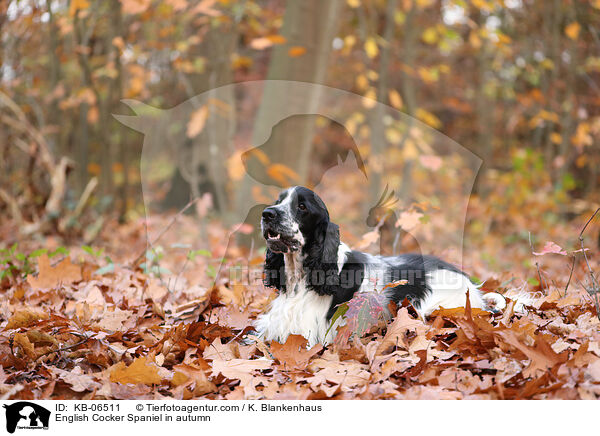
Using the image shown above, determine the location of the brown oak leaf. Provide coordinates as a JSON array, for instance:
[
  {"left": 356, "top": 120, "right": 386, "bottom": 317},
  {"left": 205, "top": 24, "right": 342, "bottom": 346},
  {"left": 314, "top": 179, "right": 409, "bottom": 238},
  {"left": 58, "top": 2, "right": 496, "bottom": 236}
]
[
  {"left": 27, "top": 254, "right": 82, "bottom": 289},
  {"left": 109, "top": 356, "right": 162, "bottom": 385},
  {"left": 270, "top": 335, "right": 322, "bottom": 370}
]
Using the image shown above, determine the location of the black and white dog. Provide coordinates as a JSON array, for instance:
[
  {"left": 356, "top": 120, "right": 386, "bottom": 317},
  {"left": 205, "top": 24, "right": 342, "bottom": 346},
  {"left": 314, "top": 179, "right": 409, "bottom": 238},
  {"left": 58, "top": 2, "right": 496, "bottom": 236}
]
[{"left": 255, "top": 186, "right": 509, "bottom": 347}]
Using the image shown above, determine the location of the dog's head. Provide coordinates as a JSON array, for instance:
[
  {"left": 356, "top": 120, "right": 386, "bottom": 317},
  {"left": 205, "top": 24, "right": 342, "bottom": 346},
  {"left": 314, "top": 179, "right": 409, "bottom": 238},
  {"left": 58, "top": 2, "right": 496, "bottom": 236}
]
[
  {"left": 261, "top": 186, "right": 339, "bottom": 255},
  {"left": 262, "top": 186, "right": 341, "bottom": 293}
]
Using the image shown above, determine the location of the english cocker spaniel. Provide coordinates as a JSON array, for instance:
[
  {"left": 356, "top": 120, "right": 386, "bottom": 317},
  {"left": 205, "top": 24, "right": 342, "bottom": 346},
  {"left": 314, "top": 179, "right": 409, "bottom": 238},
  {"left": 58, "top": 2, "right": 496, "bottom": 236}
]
[{"left": 255, "top": 186, "right": 521, "bottom": 346}]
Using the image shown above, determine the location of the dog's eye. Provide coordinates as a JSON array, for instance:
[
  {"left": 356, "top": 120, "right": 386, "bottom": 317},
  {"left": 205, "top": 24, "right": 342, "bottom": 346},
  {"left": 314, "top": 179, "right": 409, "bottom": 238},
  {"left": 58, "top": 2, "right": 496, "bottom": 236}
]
[{"left": 298, "top": 203, "right": 306, "bottom": 211}]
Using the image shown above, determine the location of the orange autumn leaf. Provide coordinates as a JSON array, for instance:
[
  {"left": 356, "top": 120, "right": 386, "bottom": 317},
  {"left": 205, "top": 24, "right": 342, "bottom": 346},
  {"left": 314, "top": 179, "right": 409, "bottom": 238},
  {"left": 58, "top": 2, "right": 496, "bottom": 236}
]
[
  {"left": 5, "top": 309, "right": 49, "bottom": 329},
  {"left": 270, "top": 335, "right": 322, "bottom": 370},
  {"left": 377, "top": 307, "right": 425, "bottom": 354},
  {"left": 565, "top": 22, "right": 580, "bottom": 40},
  {"left": 288, "top": 46, "right": 307, "bottom": 57},
  {"left": 27, "top": 254, "right": 82, "bottom": 289},
  {"left": 109, "top": 356, "right": 162, "bottom": 385},
  {"left": 13, "top": 333, "right": 36, "bottom": 359},
  {"left": 495, "top": 331, "right": 569, "bottom": 378}
]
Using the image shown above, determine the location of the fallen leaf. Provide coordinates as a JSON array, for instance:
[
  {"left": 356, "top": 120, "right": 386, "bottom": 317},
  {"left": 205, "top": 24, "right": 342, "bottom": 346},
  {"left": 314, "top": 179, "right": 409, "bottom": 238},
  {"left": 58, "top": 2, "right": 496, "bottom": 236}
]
[
  {"left": 27, "top": 254, "right": 82, "bottom": 289},
  {"left": 5, "top": 309, "right": 49, "bottom": 329},
  {"left": 211, "top": 358, "right": 271, "bottom": 383},
  {"left": 25, "top": 330, "right": 57, "bottom": 346},
  {"left": 203, "top": 338, "right": 238, "bottom": 361},
  {"left": 211, "top": 358, "right": 272, "bottom": 397},
  {"left": 495, "top": 331, "right": 568, "bottom": 378},
  {"left": 270, "top": 335, "right": 322, "bottom": 370},
  {"left": 94, "top": 308, "right": 133, "bottom": 332},
  {"left": 171, "top": 363, "right": 216, "bottom": 397},
  {"left": 376, "top": 307, "right": 425, "bottom": 354},
  {"left": 52, "top": 366, "right": 101, "bottom": 392},
  {"left": 588, "top": 360, "right": 600, "bottom": 382},
  {"left": 533, "top": 241, "right": 567, "bottom": 256},
  {"left": 13, "top": 333, "right": 36, "bottom": 359},
  {"left": 109, "top": 356, "right": 162, "bottom": 385}
]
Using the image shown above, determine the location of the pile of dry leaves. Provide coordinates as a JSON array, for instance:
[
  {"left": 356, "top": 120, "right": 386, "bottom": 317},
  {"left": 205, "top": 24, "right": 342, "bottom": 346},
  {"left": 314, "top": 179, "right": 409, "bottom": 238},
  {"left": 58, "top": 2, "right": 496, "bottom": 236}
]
[{"left": 1, "top": 217, "right": 600, "bottom": 400}]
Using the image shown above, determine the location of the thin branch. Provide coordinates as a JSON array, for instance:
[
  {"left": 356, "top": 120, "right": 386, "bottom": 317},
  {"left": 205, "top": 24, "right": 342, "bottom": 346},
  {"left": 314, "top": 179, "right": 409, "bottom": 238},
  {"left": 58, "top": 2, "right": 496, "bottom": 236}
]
[
  {"left": 35, "top": 336, "right": 90, "bottom": 361},
  {"left": 579, "top": 208, "right": 600, "bottom": 290},
  {"left": 529, "top": 232, "right": 547, "bottom": 293},
  {"left": 563, "top": 254, "right": 576, "bottom": 297},
  {"left": 579, "top": 207, "right": 600, "bottom": 320}
]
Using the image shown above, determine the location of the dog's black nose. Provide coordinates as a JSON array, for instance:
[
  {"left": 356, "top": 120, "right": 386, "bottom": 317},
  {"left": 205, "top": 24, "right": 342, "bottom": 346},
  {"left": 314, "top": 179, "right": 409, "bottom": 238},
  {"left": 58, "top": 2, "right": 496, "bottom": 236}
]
[{"left": 262, "top": 207, "right": 277, "bottom": 221}]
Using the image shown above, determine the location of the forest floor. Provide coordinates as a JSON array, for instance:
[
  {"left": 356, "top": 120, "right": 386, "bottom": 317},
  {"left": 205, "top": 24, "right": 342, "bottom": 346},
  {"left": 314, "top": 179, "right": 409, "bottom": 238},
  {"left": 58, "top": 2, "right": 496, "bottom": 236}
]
[{"left": 1, "top": 207, "right": 600, "bottom": 400}]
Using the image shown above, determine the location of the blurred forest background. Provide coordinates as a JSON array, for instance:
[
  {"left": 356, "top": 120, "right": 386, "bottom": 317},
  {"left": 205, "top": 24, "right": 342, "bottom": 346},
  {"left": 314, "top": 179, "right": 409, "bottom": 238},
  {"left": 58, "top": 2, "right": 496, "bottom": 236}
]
[
  {"left": 1, "top": 0, "right": 600, "bottom": 256},
  {"left": 3, "top": 0, "right": 600, "bottom": 401}
]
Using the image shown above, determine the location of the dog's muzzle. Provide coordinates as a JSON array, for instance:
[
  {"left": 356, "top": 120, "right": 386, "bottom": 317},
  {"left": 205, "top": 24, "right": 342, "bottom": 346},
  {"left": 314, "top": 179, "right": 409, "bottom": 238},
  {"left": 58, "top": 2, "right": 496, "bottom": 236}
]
[{"left": 261, "top": 207, "right": 301, "bottom": 253}]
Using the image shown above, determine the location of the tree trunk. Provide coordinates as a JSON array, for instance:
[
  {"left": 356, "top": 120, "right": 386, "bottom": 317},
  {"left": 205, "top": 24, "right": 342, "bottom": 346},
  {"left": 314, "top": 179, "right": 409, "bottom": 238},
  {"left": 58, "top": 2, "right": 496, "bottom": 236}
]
[
  {"left": 398, "top": 3, "right": 417, "bottom": 201},
  {"left": 235, "top": 0, "right": 343, "bottom": 221},
  {"left": 162, "top": 21, "right": 237, "bottom": 214}
]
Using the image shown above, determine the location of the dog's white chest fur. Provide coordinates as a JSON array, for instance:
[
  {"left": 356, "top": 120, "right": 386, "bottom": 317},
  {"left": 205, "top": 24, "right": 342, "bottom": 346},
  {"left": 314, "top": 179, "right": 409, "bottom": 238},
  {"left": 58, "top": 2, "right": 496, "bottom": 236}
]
[
  {"left": 254, "top": 283, "right": 333, "bottom": 347},
  {"left": 255, "top": 252, "right": 334, "bottom": 347}
]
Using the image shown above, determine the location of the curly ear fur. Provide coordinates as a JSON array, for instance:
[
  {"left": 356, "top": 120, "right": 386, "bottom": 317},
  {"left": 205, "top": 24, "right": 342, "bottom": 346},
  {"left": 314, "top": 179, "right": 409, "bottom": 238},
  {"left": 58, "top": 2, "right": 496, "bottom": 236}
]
[
  {"left": 303, "top": 220, "right": 341, "bottom": 295},
  {"left": 263, "top": 249, "right": 286, "bottom": 292}
]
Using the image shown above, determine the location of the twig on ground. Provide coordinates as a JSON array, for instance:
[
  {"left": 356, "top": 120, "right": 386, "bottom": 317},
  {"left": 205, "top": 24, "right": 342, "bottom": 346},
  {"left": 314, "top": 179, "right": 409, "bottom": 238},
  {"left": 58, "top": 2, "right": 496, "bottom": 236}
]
[
  {"left": 564, "top": 255, "right": 576, "bottom": 297},
  {"left": 579, "top": 207, "right": 600, "bottom": 320},
  {"left": 35, "top": 336, "right": 90, "bottom": 361},
  {"left": 579, "top": 208, "right": 600, "bottom": 289},
  {"left": 529, "top": 232, "right": 547, "bottom": 294}
]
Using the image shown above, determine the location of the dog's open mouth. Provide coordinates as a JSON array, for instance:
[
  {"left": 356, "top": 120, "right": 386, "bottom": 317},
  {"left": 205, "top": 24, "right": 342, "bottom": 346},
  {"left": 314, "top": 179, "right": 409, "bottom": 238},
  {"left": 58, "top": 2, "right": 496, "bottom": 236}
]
[
  {"left": 266, "top": 230, "right": 281, "bottom": 240},
  {"left": 264, "top": 228, "right": 300, "bottom": 253}
]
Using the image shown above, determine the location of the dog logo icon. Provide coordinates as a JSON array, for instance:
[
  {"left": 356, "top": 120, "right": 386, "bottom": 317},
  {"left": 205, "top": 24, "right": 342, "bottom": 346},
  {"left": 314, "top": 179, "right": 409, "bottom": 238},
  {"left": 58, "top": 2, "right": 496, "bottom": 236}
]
[{"left": 3, "top": 402, "right": 50, "bottom": 433}]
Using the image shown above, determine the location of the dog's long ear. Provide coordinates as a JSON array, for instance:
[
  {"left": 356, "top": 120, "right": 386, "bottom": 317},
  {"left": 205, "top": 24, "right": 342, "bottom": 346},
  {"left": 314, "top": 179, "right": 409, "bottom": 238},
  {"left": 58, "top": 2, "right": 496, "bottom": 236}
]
[
  {"left": 310, "top": 194, "right": 338, "bottom": 262},
  {"left": 321, "top": 221, "right": 340, "bottom": 265},
  {"left": 304, "top": 220, "right": 340, "bottom": 296},
  {"left": 263, "top": 248, "right": 286, "bottom": 292}
]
